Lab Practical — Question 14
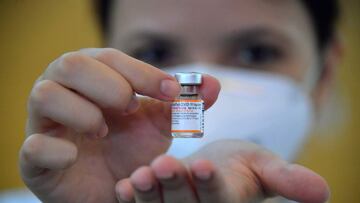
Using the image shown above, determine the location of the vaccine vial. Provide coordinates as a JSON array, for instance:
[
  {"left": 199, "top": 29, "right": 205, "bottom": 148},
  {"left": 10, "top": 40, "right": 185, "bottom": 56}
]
[{"left": 171, "top": 72, "right": 204, "bottom": 138}]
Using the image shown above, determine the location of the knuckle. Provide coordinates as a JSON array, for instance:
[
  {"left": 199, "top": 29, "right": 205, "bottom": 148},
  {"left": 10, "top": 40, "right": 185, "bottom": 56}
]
[
  {"left": 29, "top": 80, "right": 56, "bottom": 112},
  {"left": 21, "top": 134, "right": 44, "bottom": 162},
  {"left": 56, "top": 52, "right": 88, "bottom": 79},
  {"left": 60, "top": 52, "right": 87, "bottom": 67},
  {"left": 96, "top": 48, "right": 122, "bottom": 61}
]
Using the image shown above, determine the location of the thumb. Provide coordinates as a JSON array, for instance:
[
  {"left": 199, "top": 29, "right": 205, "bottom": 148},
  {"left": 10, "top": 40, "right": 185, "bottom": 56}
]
[
  {"left": 133, "top": 73, "right": 220, "bottom": 116},
  {"left": 250, "top": 151, "right": 330, "bottom": 203},
  {"left": 199, "top": 74, "right": 221, "bottom": 110}
]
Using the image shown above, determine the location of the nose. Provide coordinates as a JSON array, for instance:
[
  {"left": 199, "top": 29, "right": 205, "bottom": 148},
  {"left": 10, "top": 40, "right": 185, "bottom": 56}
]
[{"left": 185, "top": 47, "right": 223, "bottom": 65}]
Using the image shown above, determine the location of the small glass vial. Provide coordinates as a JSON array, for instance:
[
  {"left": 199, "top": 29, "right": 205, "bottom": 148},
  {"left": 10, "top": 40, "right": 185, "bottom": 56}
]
[{"left": 171, "top": 72, "right": 204, "bottom": 138}]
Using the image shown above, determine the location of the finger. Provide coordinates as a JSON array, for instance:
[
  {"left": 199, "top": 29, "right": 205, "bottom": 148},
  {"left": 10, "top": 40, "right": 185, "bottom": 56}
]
[
  {"left": 81, "top": 48, "right": 220, "bottom": 110},
  {"left": 199, "top": 74, "right": 221, "bottom": 109},
  {"left": 116, "top": 179, "right": 135, "bottom": 203},
  {"left": 190, "top": 159, "right": 230, "bottom": 203},
  {"left": 151, "top": 155, "right": 198, "bottom": 203},
  {"left": 80, "top": 48, "right": 181, "bottom": 100},
  {"left": 28, "top": 80, "right": 107, "bottom": 137},
  {"left": 250, "top": 150, "right": 330, "bottom": 203},
  {"left": 130, "top": 166, "right": 162, "bottom": 203},
  {"left": 19, "top": 133, "right": 77, "bottom": 179},
  {"left": 43, "top": 52, "right": 136, "bottom": 111}
]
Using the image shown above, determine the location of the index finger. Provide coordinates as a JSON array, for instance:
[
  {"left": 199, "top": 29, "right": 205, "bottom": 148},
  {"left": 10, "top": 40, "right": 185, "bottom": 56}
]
[{"left": 80, "top": 48, "right": 181, "bottom": 101}]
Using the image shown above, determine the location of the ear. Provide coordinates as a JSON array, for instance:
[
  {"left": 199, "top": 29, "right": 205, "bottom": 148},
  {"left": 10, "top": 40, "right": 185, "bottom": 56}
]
[{"left": 312, "top": 34, "right": 344, "bottom": 110}]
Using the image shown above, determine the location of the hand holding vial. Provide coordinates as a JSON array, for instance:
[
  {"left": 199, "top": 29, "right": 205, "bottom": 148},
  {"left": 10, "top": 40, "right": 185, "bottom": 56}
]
[
  {"left": 19, "top": 48, "right": 220, "bottom": 203},
  {"left": 19, "top": 48, "right": 328, "bottom": 203}
]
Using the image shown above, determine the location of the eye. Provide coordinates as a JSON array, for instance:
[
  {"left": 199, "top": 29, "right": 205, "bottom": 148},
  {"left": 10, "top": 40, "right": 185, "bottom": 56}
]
[
  {"left": 130, "top": 44, "right": 173, "bottom": 67},
  {"left": 232, "top": 43, "right": 283, "bottom": 67}
]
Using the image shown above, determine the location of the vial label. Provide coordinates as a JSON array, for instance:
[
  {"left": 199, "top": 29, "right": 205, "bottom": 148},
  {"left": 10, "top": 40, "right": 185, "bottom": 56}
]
[{"left": 171, "top": 99, "right": 204, "bottom": 134}]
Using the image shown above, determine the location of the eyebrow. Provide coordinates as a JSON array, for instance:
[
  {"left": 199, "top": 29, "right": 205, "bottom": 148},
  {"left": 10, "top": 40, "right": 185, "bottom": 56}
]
[
  {"left": 125, "top": 31, "right": 180, "bottom": 49},
  {"left": 222, "top": 28, "right": 293, "bottom": 47}
]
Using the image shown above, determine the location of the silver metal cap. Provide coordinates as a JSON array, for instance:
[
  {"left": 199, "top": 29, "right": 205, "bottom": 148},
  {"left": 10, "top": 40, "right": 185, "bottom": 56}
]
[{"left": 175, "top": 72, "right": 202, "bottom": 85}]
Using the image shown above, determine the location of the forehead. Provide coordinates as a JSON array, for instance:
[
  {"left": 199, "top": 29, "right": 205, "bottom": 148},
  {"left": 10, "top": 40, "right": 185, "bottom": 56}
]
[{"left": 111, "top": 0, "right": 313, "bottom": 40}]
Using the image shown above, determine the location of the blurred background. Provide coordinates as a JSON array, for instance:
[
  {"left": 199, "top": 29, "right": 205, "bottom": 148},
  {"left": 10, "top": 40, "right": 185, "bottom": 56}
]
[{"left": 0, "top": 0, "right": 359, "bottom": 202}]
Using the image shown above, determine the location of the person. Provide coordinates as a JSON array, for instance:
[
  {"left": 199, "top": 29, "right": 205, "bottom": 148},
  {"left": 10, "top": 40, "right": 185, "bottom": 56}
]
[{"left": 18, "top": 0, "right": 342, "bottom": 202}]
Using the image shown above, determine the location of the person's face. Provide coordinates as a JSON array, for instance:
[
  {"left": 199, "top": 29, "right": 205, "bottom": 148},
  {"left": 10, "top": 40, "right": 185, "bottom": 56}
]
[{"left": 108, "top": 0, "right": 333, "bottom": 106}]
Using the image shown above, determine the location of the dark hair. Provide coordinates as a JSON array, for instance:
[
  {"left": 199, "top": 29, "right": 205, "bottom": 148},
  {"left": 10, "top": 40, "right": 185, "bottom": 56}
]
[
  {"left": 94, "top": 0, "right": 339, "bottom": 51},
  {"left": 301, "top": 0, "right": 340, "bottom": 50}
]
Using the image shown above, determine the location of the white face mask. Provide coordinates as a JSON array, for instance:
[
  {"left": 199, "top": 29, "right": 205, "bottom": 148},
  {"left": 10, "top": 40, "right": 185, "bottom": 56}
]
[{"left": 165, "top": 63, "right": 314, "bottom": 161}]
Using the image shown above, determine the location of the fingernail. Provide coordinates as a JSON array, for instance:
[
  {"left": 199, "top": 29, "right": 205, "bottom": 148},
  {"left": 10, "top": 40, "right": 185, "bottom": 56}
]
[
  {"left": 134, "top": 181, "right": 153, "bottom": 192},
  {"left": 97, "top": 124, "right": 108, "bottom": 138},
  {"left": 157, "top": 170, "right": 175, "bottom": 180},
  {"left": 160, "top": 79, "right": 180, "bottom": 99},
  {"left": 124, "top": 95, "right": 140, "bottom": 115},
  {"left": 195, "top": 169, "right": 212, "bottom": 181},
  {"left": 117, "top": 191, "right": 133, "bottom": 202}
]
